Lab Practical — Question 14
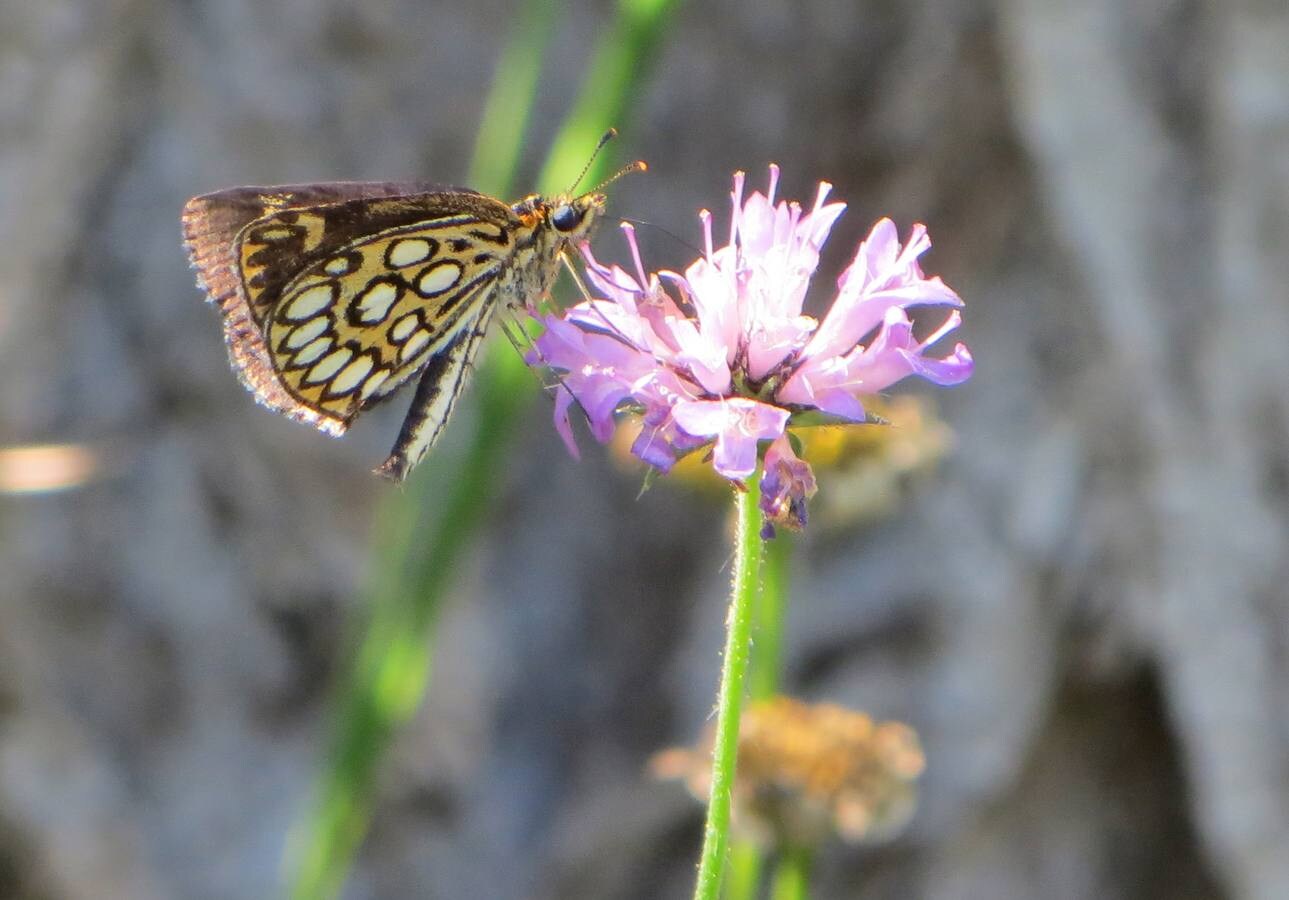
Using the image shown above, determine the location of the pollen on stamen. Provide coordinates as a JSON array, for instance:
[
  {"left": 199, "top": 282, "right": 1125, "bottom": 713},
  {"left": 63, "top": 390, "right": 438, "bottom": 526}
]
[
  {"left": 812, "top": 181, "right": 833, "bottom": 216},
  {"left": 766, "top": 162, "right": 780, "bottom": 206},
  {"left": 699, "top": 209, "right": 714, "bottom": 260},
  {"left": 804, "top": 182, "right": 836, "bottom": 253},
  {"left": 919, "top": 310, "right": 964, "bottom": 350},
  {"left": 729, "top": 171, "right": 746, "bottom": 247},
  {"left": 620, "top": 222, "right": 650, "bottom": 289}
]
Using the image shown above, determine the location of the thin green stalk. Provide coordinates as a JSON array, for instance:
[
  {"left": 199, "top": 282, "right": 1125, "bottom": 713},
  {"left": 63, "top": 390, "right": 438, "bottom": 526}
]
[
  {"left": 694, "top": 474, "right": 764, "bottom": 900},
  {"left": 469, "top": 0, "right": 560, "bottom": 196},
  {"left": 769, "top": 845, "right": 814, "bottom": 900},
  {"left": 286, "top": 352, "right": 531, "bottom": 900},
  {"left": 540, "top": 0, "right": 681, "bottom": 189},
  {"left": 725, "top": 530, "right": 793, "bottom": 900},
  {"left": 285, "top": 1, "right": 681, "bottom": 897}
]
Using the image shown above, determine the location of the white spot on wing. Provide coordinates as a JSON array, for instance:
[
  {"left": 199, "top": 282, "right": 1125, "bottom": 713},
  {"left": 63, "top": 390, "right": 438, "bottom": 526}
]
[
  {"left": 293, "top": 336, "right": 333, "bottom": 366},
  {"left": 304, "top": 347, "right": 352, "bottom": 384},
  {"left": 415, "top": 262, "right": 462, "bottom": 296},
  {"left": 400, "top": 330, "right": 431, "bottom": 362},
  {"left": 387, "top": 238, "right": 433, "bottom": 268},
  {"left": 324, "top": 256, "right": 352, "bottom": 275},
  {"left": 390, "top": 314, "right": 419, "bottom": 342},
  {"left": 360, "top": 369, "right": 391, "bottom": 399},
  {"left": 329, "top": 355, "right": 375, "bottom": 396},
  {"left": 285, "top": 317, "right": 328, "bottom": 350},
  {"left": 353, "top": 281, "right": 400, "bottom": 324},
  {"left": 283, "top": 283, "right": 336, "bottom": 321}
]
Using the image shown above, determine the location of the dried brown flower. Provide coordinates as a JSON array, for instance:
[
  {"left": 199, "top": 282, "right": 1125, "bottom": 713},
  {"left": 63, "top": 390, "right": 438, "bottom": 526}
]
[{"left": 651, "top": 696, "right": 924, "bottom": 848}]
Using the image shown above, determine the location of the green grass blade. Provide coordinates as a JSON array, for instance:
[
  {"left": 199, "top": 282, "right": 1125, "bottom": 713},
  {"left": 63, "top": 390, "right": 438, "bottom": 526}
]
[
  {"left": 470, "top": 0, "right": 561, "bottom": 196},
  {"left": 285, "top": 1, "right": 682, "bottom": 896}
]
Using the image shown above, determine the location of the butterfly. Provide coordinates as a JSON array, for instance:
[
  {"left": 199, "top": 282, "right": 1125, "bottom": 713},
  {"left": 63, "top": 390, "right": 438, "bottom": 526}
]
[{"left": 182, "top": 142, "right": 642, "bottom": 481}]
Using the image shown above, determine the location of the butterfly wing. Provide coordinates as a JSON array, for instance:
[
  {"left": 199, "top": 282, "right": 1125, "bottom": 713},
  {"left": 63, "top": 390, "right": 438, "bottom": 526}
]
[
  {"left": 183, "top": 183, "right": 446, "bottom": 434},
  {"left": 181, "top": 183, "right": 517, "bottom": 438},
  {"left": 373, "top": 296, "right": 499, "bottom": 480}
]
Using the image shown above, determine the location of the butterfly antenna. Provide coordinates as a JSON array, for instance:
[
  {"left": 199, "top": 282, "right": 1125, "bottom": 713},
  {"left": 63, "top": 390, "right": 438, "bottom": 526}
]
[
  {"left": 587, "top": 159, "right": 648, "bottom": 195},
  {"left": 568, "top": 128, "right": 619, "bottom": 194}
]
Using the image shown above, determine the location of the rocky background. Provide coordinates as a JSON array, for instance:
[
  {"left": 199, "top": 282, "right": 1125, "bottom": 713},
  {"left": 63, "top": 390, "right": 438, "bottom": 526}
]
[{"left": 2, "top": 0, "right": 1287, "bottom": 897}]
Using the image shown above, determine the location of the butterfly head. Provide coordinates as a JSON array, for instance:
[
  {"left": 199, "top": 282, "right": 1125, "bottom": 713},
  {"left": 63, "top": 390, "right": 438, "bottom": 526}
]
[
  {"left": 521, "top": 158, "right": 647, "bottom": 249},
  {"left": 507, "top": 192, "right": 607, "bottom": 260},
  {"left": 547, "top": 191, "right": 607, "bottom": 242}
]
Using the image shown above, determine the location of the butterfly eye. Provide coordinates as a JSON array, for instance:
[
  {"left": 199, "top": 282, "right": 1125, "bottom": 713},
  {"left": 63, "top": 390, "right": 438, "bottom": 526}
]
[{"left": 551, "top": 204, "right": 583, "bottom": 233}]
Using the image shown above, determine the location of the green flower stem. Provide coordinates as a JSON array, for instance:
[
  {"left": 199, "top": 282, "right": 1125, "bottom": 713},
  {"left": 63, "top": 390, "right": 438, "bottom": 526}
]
[
  {"left": 769, "top": 845, "right": 814, "bottom": 900},
  {"left": 285, "top": 0, "right": 680, "bottom": 896},
  {"left": 724, "top": 530, "right": 793, "bottom": 900},
  {"left": 694, "top": 473, "right": 764, "bottom": 900}
]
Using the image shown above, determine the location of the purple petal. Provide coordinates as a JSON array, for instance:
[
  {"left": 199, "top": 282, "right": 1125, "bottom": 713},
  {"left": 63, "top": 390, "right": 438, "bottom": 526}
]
[
  {"left": 840, "top": 309, "right": 922, "bottom": 391},
  {"left": 804, "top": 219, "right": 962, "bottom": 361},
  {"left": 774, "top": 351, "right": 868, "bottom": 418},
  {"left": 628, "top": 401, "right": 708, "bottom": 473},
  {"left": 745, "top": 314, "right": 817, "bottom": 382},
  {"left": 631, "top": 420, "right": 678, "bottom": 472},
  {"left": 580, "top": 244, "right": 644, "bottom": 310},
  {"left": 800, "top": 182, "right": 847, "bottom": 249},
  {"left": 531, "top": 313, "right": 671, "bottom": 451},
  {"left": 739, "top": 190, "right": 777, "bottom": 256},
  {"left": 759, "top": 434, "right": 818, "bottom": 534},
  {"left": 781, "top": 306, "right": 972, "bottom": 406},
  {"left": 672, "top": 398, "right": 790, "bottom": 480},
  {"left": 552, "top": 388, "right": 581, "bottom": 459},
  {"left": 810, "top": 388, "right": 868, "bottom": 421},
  {"left": 841, "top": 217, "right": 899, "bottom": 291},
  {"left": 680, "top": 256, "right": 741, "bottom": 367},
  {"left": 578, "top": 376, "right": 633, "bottom": 443}
]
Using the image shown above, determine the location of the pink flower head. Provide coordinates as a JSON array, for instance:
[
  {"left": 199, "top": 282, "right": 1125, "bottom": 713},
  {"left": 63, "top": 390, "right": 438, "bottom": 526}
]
[{"left": 529, "top": 166, "right": 973, "bottom": 531}]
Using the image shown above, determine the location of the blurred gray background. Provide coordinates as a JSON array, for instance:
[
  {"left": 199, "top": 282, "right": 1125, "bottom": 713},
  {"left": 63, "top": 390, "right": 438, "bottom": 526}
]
[{"left": 2, "top": 0, "right": 1288, "bottom": 897}]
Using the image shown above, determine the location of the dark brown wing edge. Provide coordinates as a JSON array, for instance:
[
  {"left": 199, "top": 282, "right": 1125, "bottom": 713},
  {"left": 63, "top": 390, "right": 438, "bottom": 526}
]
[{"left": 180, "top": 182, "right": 464, "bottom": 436}]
